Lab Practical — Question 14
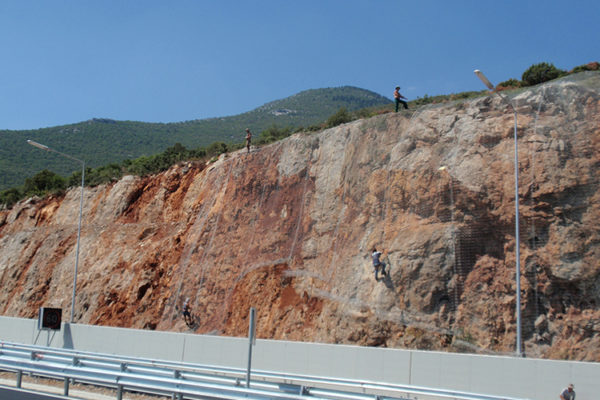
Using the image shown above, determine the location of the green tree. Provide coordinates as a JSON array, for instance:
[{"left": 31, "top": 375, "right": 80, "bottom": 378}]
[
  {"left": 125, "top": 156, "right": 158, "bottom": 176},
  {"left": 163, "top": 142, "right": 189, "bottom": 163},
  {"left": 23, "top": 170, "right": 66, "bottom": 197},
  {"left": 189, "top": 147, "right": 207, "bottom": 159},
  {"left": 521, "top": 62, "right": 566, "bottom": 86},
  {"left": 206, "top": 142, "right": 228, "bottom": 157},
  {"left": 257, "top": 124, "right": 292, "bottom": 145},
  {"left": 75, "top": 164, "right": 123, "bottom": 187},
  {"left": 0, "top": 187, "right": 23, "bottom": 208}
]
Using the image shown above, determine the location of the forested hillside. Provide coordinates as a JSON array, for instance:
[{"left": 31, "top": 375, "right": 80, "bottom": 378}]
[{"left": 0, "top": 86, "right": 390, "bottom": 191}]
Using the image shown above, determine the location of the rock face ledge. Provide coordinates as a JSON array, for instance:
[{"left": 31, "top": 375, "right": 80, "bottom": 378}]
[{"left": 1, "top": 72, "right": 599, "bottom": 361}]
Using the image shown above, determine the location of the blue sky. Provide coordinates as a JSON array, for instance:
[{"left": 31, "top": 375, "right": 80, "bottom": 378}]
[{"left": 1, "top": 1, "right": 598, "bottom": 130}]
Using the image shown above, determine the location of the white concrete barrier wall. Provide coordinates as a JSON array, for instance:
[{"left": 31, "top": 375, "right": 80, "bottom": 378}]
[{"left": 1, "top": 316, "right": 598, "bottom": 400}]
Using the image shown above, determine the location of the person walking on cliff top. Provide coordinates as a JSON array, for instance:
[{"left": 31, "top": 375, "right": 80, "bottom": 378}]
[
  {"left": 394, "top": 86, "right": 408, "bottom": 112},
  {"left": 372, "top": 247, "right": 387, "bottom": 281},
  {"left": 245, "top": 128, "right": 252, "bottom": 153}
]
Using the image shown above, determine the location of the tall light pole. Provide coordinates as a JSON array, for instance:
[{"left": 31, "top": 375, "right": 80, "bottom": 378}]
[
  {"left": 473, "top": 70, "right": 522, "bottom": 357},
  {"left": 27, "top": 140, "right": 85, "bottom": 324}
]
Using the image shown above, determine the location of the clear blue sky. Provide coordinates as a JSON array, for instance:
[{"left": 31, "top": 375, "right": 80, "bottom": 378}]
[{"left": 1, "top": 1, "right": 598, "bottom": 130}]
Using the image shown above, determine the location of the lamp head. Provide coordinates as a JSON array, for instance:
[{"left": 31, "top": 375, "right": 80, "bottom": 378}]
[
  {"left": 27, "top": 140, "right": 49, "bottom": 151},
  {"left": 474, "top": 69, "right": 495, "bottom": 91}
]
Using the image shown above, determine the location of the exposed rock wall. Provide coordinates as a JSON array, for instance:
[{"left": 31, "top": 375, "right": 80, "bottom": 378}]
[{"left": 1, "top": 72, "right": 599, "bottom": 361}]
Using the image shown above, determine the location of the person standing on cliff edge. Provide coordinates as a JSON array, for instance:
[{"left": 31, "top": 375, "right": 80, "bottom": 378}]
[
  {"left": 394, "top": 86, "right": 408, "bottom": 112},
  {"left": 245, "top": 128, "right": 252, "bottom": 153}
]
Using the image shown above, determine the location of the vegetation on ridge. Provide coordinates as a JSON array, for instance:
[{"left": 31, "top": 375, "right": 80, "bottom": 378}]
[
  {"left": 0, "top": 86, "right": 390, "bottom": 193},
  {"left": 497, "top": 61, "right": 599, "bottom": 90},
  {"left": 1, "top": 61, "right": 598, "bottom": 209}
]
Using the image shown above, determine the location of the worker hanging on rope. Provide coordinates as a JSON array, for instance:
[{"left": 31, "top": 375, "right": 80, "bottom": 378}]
[
  {"left": 182, "top": 297, "right": 193, "bottom": 328},
  {"left": 372, "top": 247, "right": 388, "bottom": 281}
]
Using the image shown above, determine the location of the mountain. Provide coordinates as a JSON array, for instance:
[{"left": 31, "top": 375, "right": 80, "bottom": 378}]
[
  {"left": 0, "top": 86, "right": 391, "bottom": 191},
  {"left": 1, "top": 72, "right": 598, "bottom": 361}
]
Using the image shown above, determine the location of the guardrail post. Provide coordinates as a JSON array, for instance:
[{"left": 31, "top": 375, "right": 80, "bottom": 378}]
[
  {"left": 246, "top": 307, "right": 256, "bottom": 388},
  {"left": 63, "top": 377, "right": 69, "bottom": 396},
  {"left": 16, "top": 370, "right": 22, "bottom": 388},
  {"left": 117, "top": 363, "right": 126, "bottom": 400},
  {"left": 172, "top": 370, "right": 181, "bottom": 400}
]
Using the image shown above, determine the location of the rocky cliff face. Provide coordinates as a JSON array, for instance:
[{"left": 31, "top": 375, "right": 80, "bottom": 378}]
[{"left": 1, "top": 72, "right": 599, "bottom": 361}]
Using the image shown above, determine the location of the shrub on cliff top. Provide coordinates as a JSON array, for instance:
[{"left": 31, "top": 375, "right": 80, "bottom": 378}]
[
  {"left": 572, "top": 61, "right": 600, "bottom": 73},
  {"left": 325, "top": 107, "right": 352, "bottom": 128},
  {"left": 521, "top": 62, "right": 566, "bottom": 86},
  {"left": 23, "top": 170, "right": 66, "bottom": 197},
  {"left": 257, "top": 124, "right": 293, "bottom": 145},
  {"left": 0, "top": 187, "right": 22, "bottom": 209},
  {"left": 497, "top": 78, "right": 522, "bottom": 91}
]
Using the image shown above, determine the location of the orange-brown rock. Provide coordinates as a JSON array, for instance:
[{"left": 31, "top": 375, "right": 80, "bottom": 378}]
[{"left": 1, "top": 72, "right": 599, "bottom": 361}]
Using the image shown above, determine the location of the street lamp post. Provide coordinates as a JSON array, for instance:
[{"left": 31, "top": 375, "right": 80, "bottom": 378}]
[
  {"left": 473, "top": 70, "right": 522, "bottom": 357},
  {"left": 27, "top": 140, "right": 85, "bottom": 324}
]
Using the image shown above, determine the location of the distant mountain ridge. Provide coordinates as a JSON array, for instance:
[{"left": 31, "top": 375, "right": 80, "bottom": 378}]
[{"left": 0, "top": 86, "right": 391, "bottom": 191}]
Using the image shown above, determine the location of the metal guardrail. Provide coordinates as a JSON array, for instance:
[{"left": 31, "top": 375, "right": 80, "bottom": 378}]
[{"left": 0, "top": 341, "right": 528, "bottom": 400}]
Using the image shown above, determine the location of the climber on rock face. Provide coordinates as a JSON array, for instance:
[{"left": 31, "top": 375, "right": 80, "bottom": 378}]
[
  {"left": 372, "top": 247, "right": 387, "bottom": 281},
  {"left": 182, "top": 298, "right": 193, "bottom": 327}
]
